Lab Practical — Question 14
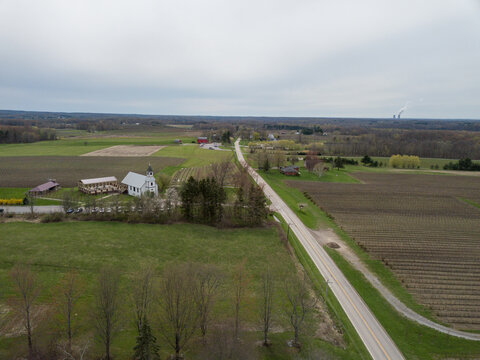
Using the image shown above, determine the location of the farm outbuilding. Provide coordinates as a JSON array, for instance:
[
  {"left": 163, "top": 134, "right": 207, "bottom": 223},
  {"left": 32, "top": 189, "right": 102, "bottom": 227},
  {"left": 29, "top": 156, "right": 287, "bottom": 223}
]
[
  {"left": 280, "top": 165, "right": 300, "bottom": 176},
  {"left": 28, "top": 180, "right": 60, "bottom": 196},
  {"left": 78, "top": 176, "right": 121, "bottom": 195},
  {"left": 173, "top": 139, "right": 182, "bottom": 144},
  {"left": 197, "top": 137, "right": 208, "bottom": 144}
]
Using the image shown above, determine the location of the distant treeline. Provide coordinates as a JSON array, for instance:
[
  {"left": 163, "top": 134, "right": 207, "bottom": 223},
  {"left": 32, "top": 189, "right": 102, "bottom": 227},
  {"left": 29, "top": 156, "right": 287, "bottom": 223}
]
[
  {"left": 324, "top": 129, "right": 480, "bottom": 159},
  {"left": 0, "top": 125, "right": 56, "bottom": 144}
]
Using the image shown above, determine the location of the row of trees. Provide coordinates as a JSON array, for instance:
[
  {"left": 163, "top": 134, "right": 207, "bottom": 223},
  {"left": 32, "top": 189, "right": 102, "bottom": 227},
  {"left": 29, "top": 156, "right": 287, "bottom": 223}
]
[
  {"left": 5, "top": 262, "right": 318, "bottom": 360},
  {"left": 443, "top": 158, "right": 480, "bottom": 171},
  {"left": 0, "top": 125, "right": 56, "bottom": 144},
  {"left": 388, "top": 155, "right": 421, "bottom": 169}
]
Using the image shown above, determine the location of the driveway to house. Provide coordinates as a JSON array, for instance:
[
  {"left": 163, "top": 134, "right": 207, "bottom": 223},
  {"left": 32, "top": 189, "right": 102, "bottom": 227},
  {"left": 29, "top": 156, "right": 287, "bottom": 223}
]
[{"left": 235, "top": 138, "right": 404, "bottom": 360}]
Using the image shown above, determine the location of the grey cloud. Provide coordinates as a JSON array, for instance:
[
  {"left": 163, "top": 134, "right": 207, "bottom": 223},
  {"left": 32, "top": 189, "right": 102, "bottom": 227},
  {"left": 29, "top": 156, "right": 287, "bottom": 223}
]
[{"left": 0, "top": 0, "right": 479, "bottom": 118}]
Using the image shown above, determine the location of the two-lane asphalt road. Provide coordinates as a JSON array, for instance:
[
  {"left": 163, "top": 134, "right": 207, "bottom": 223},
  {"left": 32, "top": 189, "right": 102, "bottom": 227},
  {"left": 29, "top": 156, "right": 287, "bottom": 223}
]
[{"left": 235, "top": 139, "right": 404, "bottom": 360}]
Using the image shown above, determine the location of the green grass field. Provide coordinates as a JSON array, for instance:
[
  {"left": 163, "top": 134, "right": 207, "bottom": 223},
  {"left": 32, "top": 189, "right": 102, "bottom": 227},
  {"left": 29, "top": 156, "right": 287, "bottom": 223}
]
[
  {"left": 0, "top": 188, "right": 61, "bottom": 205},
  {"left": 155, "top": 145, "right": 234, "bottom": 175},
  {"left": 0, "top": 221, "right": 359, "bottom": 360},
  {"left": 0, "top": 132, "right": 196, "bottom": 157}
]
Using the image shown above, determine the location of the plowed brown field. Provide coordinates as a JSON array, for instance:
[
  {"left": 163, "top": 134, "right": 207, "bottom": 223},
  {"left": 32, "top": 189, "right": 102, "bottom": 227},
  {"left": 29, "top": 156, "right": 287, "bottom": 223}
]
[
  {"left": 288, "top": 173, "right": 480, "bottom": 330},
  {"left": 0, "top": 156, "right": 183, "bottom": 187}
]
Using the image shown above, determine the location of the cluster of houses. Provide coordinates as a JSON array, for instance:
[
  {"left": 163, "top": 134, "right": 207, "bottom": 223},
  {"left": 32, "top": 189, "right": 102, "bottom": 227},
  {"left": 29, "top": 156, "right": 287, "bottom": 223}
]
[{"left": 28, "top": 165, "right": 159, "bottom": 198}]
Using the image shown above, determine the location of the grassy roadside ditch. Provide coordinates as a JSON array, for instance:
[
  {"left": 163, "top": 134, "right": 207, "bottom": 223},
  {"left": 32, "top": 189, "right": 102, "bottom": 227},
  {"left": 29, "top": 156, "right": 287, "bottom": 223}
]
[{"left": 275, "top": 214, "right": 371, "bottom": 360}]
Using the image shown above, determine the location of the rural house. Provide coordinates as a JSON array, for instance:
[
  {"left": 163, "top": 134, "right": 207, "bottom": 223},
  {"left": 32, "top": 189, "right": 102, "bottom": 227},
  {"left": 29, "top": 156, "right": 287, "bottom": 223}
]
[
  {"left": 28, "top": 180, "right": 60, "bottom": 196},
  {"left": 78, "top": 176, "right": 119, "bottom": 194},
  {"left": 121, "top": 164, "right": 158, "bottom": 197},
  {"left": 197, "top": 136, "right": 208, "bottom": 144},
  {"left": 280, "top": 165, "right": 300, "bottom": 176}
]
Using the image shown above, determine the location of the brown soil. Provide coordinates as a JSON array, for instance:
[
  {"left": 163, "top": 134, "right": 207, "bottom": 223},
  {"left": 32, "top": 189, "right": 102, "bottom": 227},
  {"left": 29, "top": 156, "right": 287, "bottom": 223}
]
[{"left": 81, "top": 145, "right": 165, "bottom": 157}]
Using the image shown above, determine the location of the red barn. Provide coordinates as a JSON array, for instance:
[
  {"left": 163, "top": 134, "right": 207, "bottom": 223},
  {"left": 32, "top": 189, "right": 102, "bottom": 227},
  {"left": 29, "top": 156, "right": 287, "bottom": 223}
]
[{"left": 197, "top": 137, "right": 208, "bottom": 144}]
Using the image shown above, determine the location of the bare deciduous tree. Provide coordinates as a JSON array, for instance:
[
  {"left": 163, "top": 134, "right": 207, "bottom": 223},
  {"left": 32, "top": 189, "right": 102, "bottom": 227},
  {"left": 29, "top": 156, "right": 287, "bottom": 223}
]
[
  {"left": 131, "top": 265, "right": 155, "bottom": 333},
  {"left": 62, "top": 191, "right": 76, "bottom": 214},
  {"left": 232, "top": 260, "right": 250, "bottom": 339},
  {"left": 158, "top": 263, "right": 199, "bottom": 359},
  {"left": 193, "top": 264, "right": 222, "bottom": 343},
  {"left": 58, "top": 340, "right": 90, "bottom": 360},
  {"left": 260, "top": 268, "right": 274, "bottom": 346},
  {"left": 93, "top": 267, "right": 121, "bottom": 360},
  {"left": 210, "top": 158, "right": 233, "bottom": 187},
  {"left": 26, "top": 192, "right": 36, "bottom": 218},
  {"left": 55, "top": 271, "right": 83, "bottom": 353},
  {"left": 10, "top": 263, "right": 41, "bottom": 359},
  {"left": 195, "top": 321, "right": 256, "bottom": 360},
  {"left": 284, "top": 272, "right": 317, "bottom": 348}
]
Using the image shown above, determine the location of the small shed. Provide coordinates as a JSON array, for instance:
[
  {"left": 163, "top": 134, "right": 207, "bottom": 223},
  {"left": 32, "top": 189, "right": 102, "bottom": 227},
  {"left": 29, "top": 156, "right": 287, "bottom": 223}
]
[
  {"left": 28, "top": 180, "right": 60, "bottom": 196},
  {"left": 174, "top": 139, "right": 182, "bottom": 144},
  {"left": 197, "top": 137, "right": 208, "bottom": 144},
  {"left": 280, "top": 166, "right": 300, "bottom": 176}
]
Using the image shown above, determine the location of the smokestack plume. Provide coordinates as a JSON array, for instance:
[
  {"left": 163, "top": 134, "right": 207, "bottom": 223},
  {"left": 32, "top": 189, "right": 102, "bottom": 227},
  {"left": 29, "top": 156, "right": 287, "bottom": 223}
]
[{"left": 397, "top": 101, "right": 410, "bottom": 118}]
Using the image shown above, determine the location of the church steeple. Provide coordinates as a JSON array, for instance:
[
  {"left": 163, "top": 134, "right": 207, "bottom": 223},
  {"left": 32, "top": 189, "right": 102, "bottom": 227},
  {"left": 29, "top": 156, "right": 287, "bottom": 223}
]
[{"left": 146, "top": 163, "right": 153, "bottom": 177}]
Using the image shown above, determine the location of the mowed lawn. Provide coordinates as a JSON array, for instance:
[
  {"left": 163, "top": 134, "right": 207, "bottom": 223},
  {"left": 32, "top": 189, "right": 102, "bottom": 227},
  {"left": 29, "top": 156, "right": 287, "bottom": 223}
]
[{"left": 0, "top": 222, "right": 311, "bottom": 359}]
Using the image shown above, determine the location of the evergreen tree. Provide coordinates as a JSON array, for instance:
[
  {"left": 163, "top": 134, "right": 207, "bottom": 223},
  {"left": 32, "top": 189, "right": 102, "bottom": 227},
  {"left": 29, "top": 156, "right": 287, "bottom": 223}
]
[{"left": 133, "top": 317, "right": 160, "bottom": 360}]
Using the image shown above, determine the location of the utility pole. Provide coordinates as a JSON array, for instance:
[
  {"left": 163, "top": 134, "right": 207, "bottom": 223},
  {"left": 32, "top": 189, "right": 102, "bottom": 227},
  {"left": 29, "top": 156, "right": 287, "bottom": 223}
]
[{"left": 324, "top": 279, "right": 331, "bottom": 305}]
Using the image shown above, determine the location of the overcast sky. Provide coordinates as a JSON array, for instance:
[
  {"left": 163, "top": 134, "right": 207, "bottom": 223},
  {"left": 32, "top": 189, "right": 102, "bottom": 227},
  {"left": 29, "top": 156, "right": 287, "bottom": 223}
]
[{"left": 0, "top": 0, "right": 479, "bottom": 118}]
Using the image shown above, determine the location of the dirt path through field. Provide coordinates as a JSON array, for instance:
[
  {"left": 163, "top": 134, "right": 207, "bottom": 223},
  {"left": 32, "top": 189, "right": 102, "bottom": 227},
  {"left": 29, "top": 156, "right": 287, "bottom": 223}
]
[
  {"left": 309, "top": 228, "right": 480, "bottom": 340},
  {"left": 81, "top": 145, "right": 165, "bottom": 157}
]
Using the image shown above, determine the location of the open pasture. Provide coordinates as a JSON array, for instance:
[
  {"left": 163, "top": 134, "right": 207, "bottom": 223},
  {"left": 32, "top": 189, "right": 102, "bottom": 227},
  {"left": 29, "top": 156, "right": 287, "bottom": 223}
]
[
  {"left": 154, "top": 145, "right": 234, "bottom": 176},
  {"left": 0, "top": 156, "right": 183, "bottom": 187},
  {"left": 288, "top": 173, "right": 480, "bottom": 330},
  {"left": 0, "top": 222, "right": 349, "bottom": 360}
]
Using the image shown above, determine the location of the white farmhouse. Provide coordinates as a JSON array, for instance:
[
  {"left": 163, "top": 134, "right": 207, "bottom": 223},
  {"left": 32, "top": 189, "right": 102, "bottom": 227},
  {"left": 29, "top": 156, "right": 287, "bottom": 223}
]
[{"left": 121, "top": 164, "right": 158, "bottom": 197}]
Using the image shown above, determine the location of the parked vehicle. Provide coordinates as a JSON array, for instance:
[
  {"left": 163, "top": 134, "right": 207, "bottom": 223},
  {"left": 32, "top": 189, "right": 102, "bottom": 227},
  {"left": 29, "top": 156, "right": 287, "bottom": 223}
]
[
  {"left": 66, "top": 208, "right": 74, "bottom": 214},
  {"left": 75, "top": 208, "right": 83, "bottom": 213}
]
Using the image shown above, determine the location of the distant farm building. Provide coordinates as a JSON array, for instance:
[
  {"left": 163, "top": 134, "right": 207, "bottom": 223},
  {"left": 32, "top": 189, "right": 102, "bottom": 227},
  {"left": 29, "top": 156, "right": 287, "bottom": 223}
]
[
  {"left": 121, "top": 164, "right": 158, "bottom": 197},
  {"left": 197, "top": 137, "right": 208, "bottom": 144},
  {"left": 78, "top": 176, "right": 120, "bottom": 195},
  {"left": 280, "top": 165, "right": 300, "bottom": 176},
  {"left": 174, "top": 139, "right": 182, "bottom": 144},
  {"left": 267, "top": 133, "right": 276, "bottom": 141},
  {"left": 28, "top": 180, "right": 60, "bottom": 196}
]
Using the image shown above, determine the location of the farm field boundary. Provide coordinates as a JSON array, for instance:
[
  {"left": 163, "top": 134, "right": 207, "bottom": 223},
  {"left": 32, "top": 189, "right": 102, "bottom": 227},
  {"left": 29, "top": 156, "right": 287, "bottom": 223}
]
[
  {"left": 288, "top": 172, "right": 480, "bottom": 330},
  {"left": 0, "top": 156, "right": 184, "bottom": 187}
]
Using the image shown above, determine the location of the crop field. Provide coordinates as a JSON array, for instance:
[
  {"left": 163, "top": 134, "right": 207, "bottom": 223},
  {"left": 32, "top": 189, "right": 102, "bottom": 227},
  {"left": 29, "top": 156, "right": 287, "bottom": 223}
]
[
  {"left": 171, "top": 163, "right": 240, "bottom": 186},
  {"left": 288, "top": 173, "right": 480, "bottom": 330},
  {"left": 81, "top": 145, "right": 165, "bottom": 156},
  {"left": 0, "top": 156, "right": 183, "bottom": 187}
]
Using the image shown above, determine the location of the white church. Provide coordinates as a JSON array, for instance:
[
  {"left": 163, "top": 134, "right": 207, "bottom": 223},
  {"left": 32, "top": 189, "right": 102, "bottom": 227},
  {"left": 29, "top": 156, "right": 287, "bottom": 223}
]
[{"left": 121, "top": 164, "right": 158, "bottom": 197}]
